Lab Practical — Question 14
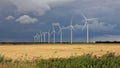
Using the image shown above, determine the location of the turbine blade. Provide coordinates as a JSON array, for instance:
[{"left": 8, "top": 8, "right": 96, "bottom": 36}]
[
  {"left": 82, "top": 23, "right": 87, "bottom": 30},
  {"left": 52, "top": 23, "right": 60, "bottom": 26},
  {"left": 70, "top": 16, "right": 75, "bottom": 30},
  {"left": 52, "top": 26, "right": 55, "bottom": 32},
  {"left": 71, "top": 16, "right": 73, "bottom": 25},
  {"left": 81, "top": 13, "right": 87, "bottom": 21}
]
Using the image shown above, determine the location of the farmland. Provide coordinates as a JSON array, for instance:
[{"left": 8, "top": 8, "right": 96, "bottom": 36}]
[{"left": 0, "top": 43, "right": 120, "bottom": 60}]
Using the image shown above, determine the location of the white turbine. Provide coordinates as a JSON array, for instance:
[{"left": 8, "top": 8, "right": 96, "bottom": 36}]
[
  {"left": 53, "top": 23, "right": 63, "bottom": 43},
  {"left": 69, "top": 17, "right": 74, "bottom": 44},
  {"left": 58, "top": 24, "right": 63, "bottom": 43},
  {"left": 81, "top": 13, "right": 91, "bottom": 43},
  {"left": 40, "top": 32, "right": 43, "bottom": 43},
  {"left": 47, "top": 29, "right": 51, "bottom": 43},
  {"left": 59, "top": 26, "right": 63, "bottom": 44},
  {"left": 43, "top": 32, "right": 46, "bottom": 43},
  {"left": 52, "top": 24, "right": 56, "bottom": 43},
  {"left": 34, "top": 33, "right": 40, "bottom": 42},
  {"left": 45, "top": 32, "right": 50, "bottom": 43},
  {"left": 38, "top": 33, "right": 41, "bottom": 42},
  {"left": 43, "top": 31, "right": 51, "bottom": 43},
  {"left": 33, "top": 34, "right": 38, "bottom": 42}
]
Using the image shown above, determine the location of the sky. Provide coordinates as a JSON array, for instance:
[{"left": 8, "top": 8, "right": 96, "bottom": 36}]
[{"left": 0, "top": 0, "right": 120, "bottom": 42}]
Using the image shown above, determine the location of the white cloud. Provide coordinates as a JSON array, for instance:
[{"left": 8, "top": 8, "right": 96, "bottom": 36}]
[
  {"left": 91, "top": 35, "right": 120, "bottom": 42},
  {"left": 74, "top": 24, "right": 83, "bottom": 30},
  {"left": 6, "top": 16, "right": 15, "bottom": 20},
  {"left": 89, "top": 19, "right": 116, "bottom": 31},
  {"left": 16, "top": 15, "right": 38, "bottom": 24}
]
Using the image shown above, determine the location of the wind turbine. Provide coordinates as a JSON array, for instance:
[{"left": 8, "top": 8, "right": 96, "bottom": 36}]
[
  {"left": 58, "top": 24, "right": 65, "bottom": 44},
  {"left": 47, "top": 29, "right": 51, "bottom": 43},
  {"left": 45, "top": 32, "right": 51, "bottom": 43},
  {"left": 33, "top": 34, "right": 37, "bottom": 42},
  {"left": 52, "top": 24, "right": 56, "bottom": 43},
  {"left": 43, "top": 31, "right": 51, "bottom": 43},
  {"left": 43, "top": 32, "right": 46, "bottom": 43},
  {"left": 59, "top": 25, "right": 63, "bottom": 44},
  {"left": 33, "top": 33, "right": 40, "bottom": 42},
  {"left": 53, "top": 23, "right": 63, "bottom": 43},
  {"left": 69, "top": 17, "right": 74, "bottom": 44},
  {"left": 81, "top": 13, "right": 96, "bottom": 43},
  {"left": 40, "top": 32, "right": 43, "bottom": 43}
]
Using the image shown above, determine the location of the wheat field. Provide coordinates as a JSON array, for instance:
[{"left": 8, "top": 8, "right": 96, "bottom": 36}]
[{"left": 0, "top": 44, "right": 120, "bottom": 60}]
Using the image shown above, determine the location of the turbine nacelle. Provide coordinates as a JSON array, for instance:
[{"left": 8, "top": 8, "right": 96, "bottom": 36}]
[
  {"left": 86, "top": 18, "right": 97, "bottom": 21},
  {"left": 52, "top": 23, "right": 60, "bottom": 26},
  {"left": 69, "top": 25, "right": 74, "bottom": 30}
]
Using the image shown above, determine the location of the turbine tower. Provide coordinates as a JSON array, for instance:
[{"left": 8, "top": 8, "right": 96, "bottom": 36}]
[
  {"left": 47, "top": 29, "right": 51, "bottom": 43},
  {"left": 38, "top": 32, "right": 41, "bottom": 42},
  {"left": 46, "top": 32, "right": 50, "bottom": 43},
  {"left": 59, "top": 26, "right": 63, "bottom": 43},
  {"left": 69, "top": 17, "right": 74, "bottom": 44}
]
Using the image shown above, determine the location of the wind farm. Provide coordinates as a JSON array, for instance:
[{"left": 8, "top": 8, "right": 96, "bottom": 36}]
[
  {"left": 32, "top": 14, "right": 92, "bottom": 44},
  {"left": 0, "top": 13, "right": 118, "bottom": 60},
  {"left": 8, "top": 13, "right": 117, "bottom": 60}
]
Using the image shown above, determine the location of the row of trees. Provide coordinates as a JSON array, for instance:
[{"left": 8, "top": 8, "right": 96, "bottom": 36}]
[{"left": 0, "top": 41, "right": 120, "bottom": 44}]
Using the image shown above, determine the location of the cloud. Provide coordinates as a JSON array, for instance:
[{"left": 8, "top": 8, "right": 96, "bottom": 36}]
[
  {"left": 1, "top": 0, "right": 120, "bottom": 17},
  {"left": 5, "top": 16, "right": 15, "bottom": 20},
  {"left": 66, "top": 0, "right": 120, "bottom": 19},
  {"left": 91, "top": 35, "right": 120, "bottom": 42},
  {"left": 16, "top": 15, "right": 38, "bottom": 24},
  {"left": 89, "top": 19, "right": 116, "bottom": 31},
  {"left": 1, "top": 0, "right": 73, "bottom": 16},
  {"left": 74, "top": 24, "right": 83, "bottom": 30}
]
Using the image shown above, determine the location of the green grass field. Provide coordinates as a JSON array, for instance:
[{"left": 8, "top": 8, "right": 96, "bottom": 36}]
[{"left": 0, "top": 53, "right": 120, "bottom": 68}]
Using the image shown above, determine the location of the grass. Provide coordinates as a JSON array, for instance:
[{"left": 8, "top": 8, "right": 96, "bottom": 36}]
[
  {"left": 0, "top": 55, "right": 36, "bottom": 68},
  {"left": 35, "top": 53, "right": 120, "bottom": 68},
  {"left": 0, "top": 53, "right": 120, "bottom": 68}
]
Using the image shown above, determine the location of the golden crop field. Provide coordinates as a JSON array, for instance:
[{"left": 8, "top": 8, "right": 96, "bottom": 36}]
[{"left": 0, "top": 44, "right": 120, "bottom": 60}]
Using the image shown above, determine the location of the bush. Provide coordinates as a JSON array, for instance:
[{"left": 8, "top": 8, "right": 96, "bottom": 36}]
[
  {"left": 0, "top": 55, "right": 4, "bottom": 63},
  {"left": 0, "top": 55, "right": 13, "bottom": 64},
  {"left": 35, "top": 53, "right": 120, "bottom": 68}
]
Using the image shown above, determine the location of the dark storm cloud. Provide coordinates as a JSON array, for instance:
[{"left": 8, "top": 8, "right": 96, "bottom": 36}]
[{"left": 0, "top": 0, "right": 120, "bottom": 42}]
